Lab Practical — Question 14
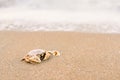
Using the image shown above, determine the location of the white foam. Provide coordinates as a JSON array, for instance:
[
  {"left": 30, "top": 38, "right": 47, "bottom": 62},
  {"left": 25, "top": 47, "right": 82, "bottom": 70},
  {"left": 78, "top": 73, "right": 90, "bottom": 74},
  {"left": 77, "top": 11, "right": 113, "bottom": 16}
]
[
  {"left": 0, "top": 8, "right": 120, "bottom": 23},
  {"left": 0, "top": 8, "right": 120, "bottom": 33}
]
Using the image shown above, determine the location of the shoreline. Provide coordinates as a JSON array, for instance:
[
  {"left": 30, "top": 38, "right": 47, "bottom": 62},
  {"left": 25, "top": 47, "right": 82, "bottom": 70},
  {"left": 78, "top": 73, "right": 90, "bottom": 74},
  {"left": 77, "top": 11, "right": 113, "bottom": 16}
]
[{"left": 0, "top": 22, "right": 120, "bottom": 33}]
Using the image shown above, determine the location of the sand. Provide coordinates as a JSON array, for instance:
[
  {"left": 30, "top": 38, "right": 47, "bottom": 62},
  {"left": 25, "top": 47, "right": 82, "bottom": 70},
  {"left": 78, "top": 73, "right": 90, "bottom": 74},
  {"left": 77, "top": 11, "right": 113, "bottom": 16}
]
[{"left": 0, "top": 31, "right": 120, "bottom": 80}]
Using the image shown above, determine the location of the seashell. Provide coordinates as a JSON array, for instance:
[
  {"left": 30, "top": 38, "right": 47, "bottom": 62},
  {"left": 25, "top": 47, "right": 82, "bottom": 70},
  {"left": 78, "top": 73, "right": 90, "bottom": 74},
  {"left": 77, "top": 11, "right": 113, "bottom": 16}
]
[{"left": 21, "top": 49, "right": 60, "bottom": 64}]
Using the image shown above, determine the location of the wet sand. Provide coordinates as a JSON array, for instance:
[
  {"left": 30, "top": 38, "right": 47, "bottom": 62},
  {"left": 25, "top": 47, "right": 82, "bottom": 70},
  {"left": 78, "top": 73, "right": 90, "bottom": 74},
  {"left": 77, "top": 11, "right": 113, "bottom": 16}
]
[{"left": 0, "top": 31, "right": 120, "bottom": 80}]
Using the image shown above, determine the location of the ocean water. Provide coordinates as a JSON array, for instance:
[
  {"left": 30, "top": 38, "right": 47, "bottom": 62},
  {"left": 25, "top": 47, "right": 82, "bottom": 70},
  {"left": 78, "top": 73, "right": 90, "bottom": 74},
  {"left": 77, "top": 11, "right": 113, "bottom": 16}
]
[{"left": 0, "top": 0, "right": 120, "bottom": 33}]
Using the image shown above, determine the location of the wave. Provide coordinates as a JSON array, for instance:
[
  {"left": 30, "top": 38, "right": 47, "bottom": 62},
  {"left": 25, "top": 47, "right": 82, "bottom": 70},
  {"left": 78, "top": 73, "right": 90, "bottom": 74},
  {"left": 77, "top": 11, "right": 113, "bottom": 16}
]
[
  {"left": 0, "top": 0, "right": 120, "bottom": 33},
  {"left": 0, "top": 0, "right": 120, "bottom": 11}
]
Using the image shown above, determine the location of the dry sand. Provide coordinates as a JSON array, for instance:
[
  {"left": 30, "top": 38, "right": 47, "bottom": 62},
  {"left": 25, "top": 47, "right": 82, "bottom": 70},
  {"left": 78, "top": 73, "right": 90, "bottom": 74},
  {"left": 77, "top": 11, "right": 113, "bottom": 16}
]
[{"left": 0, "top": 31, "right": 120, "bottom": 80}]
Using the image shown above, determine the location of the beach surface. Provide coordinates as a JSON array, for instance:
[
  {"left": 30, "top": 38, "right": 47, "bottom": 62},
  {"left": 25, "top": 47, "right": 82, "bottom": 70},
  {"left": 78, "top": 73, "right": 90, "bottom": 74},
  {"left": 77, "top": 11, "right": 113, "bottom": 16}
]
[{"left": 0, "top": 31, "right": 120, "bottom": 80}]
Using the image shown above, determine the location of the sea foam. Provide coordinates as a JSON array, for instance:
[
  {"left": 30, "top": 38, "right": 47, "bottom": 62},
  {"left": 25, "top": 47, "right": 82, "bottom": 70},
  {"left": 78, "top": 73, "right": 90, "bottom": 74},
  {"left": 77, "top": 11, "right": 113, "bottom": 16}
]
[{"left": 0, "top": 8, "right": 120, "bottom": 33}]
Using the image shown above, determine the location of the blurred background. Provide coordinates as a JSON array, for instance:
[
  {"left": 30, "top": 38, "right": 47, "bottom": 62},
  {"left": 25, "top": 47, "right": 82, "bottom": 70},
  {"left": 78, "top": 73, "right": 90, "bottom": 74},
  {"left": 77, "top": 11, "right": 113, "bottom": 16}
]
[{"left": 0, "top": 0, "right": 120, "bottom": 33}]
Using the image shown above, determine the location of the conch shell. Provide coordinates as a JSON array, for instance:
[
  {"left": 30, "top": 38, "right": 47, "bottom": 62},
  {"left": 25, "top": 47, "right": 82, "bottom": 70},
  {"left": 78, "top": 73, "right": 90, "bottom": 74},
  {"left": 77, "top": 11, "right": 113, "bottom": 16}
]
[{"left": 21, "top": 49, "right": 60, "bottom": 64}]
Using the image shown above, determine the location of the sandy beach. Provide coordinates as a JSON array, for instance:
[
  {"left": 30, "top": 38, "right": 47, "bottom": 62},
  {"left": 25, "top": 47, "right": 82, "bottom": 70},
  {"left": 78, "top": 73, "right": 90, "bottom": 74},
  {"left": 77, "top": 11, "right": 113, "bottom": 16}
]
[{"left": 0, "top": 31, "right": 120, "bottom": 80}]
